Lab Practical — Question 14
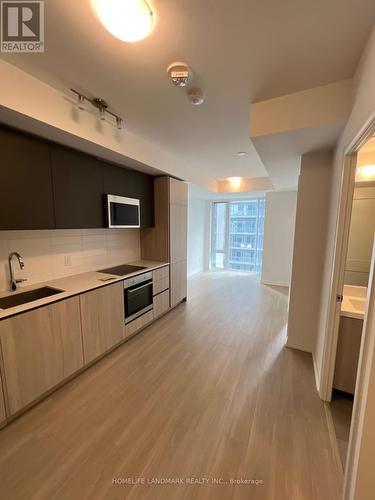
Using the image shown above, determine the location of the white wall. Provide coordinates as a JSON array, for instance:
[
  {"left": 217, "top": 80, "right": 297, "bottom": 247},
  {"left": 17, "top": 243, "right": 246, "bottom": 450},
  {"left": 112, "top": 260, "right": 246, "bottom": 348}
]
[
  {"left": 287, "top": 151, "right": 333, "bottom": 353},
  {"left": 251, "top": 79, "right": 353, "bottom": 137},
  {"left": 187, "top": 185, "right": 209, "bottom": 276},
  {"left": 0, "top": 229, "right": 140, "bottom": 291},
  {"left": 261, "top": 191, "right": 297, "bottom": 287}
]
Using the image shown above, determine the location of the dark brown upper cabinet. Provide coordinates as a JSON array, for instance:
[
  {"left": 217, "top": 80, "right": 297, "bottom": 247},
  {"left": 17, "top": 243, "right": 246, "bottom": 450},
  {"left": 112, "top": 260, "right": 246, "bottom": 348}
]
[
  {"left": 102, "top": 163, "right": 154, "bottom": 228},
  {"left": 0, "top": 127, "right": 55, "bottom": 230},
  {"left": 0, "top": 125, "right": 155, "bottom": 230},
  {"left": 51, "top": 145, "right": 105, "bottom": 229}
]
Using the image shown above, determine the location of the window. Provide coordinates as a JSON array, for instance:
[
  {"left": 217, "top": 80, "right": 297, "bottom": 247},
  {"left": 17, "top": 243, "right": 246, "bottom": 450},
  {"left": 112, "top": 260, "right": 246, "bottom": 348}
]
[
  {"left": 211, "top": 202, "right": 227, "bottom": 269},
  {"left": 211, "top": 199, "right": 265, "bottom": 274}
]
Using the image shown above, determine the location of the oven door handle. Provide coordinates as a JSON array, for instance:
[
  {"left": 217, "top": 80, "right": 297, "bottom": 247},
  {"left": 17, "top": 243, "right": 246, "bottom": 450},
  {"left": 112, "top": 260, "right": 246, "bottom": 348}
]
[{"left": 127, "top": 282, "right": 152, "bottom": 293}]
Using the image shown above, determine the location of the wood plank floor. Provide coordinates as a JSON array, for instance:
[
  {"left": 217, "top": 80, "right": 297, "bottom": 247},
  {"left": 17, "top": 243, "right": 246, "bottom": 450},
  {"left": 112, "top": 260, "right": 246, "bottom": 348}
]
[
  {"left": 330, "top": 390, "right": 354, "bottom": 469},
  {"left": 0, "top": 272, "right": 342, "bottom": 500}
]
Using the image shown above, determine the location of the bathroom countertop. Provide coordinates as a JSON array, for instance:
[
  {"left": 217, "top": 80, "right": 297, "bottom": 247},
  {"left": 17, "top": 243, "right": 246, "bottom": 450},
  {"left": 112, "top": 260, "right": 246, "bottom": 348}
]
[
  {"left": 0, "top": 260, "right": 169, "bottom": 320},
  {"left": 341, "top": 284, "right": 367, "bottom": 320}
]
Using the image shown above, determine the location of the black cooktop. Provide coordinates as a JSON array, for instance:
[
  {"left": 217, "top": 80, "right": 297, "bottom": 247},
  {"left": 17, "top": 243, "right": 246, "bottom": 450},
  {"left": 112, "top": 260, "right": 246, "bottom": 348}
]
[{"left": 98, "top": 264, "right": 147, "bottom": 276}]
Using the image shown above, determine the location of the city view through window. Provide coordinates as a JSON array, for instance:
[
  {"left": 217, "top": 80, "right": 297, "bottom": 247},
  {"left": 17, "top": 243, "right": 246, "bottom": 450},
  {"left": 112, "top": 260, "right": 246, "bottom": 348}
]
[{"left": 211, "top": 199, "right": 265, "bottom": 273}]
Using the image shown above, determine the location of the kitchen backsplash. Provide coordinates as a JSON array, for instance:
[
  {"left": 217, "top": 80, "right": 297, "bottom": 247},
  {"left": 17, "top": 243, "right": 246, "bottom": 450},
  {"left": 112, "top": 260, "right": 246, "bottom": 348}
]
[{"left": 0, "top": 229, "right": 141, "bottom": 291}]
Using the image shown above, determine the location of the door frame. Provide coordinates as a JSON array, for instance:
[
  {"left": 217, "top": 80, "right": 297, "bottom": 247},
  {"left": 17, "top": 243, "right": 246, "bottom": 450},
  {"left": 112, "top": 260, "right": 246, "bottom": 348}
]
[
  {"left": 318, "top": 117, "right": 375, "bottom": 402},
  {"left": 343, "top": 237, "right": 375, "bottom": 499}
]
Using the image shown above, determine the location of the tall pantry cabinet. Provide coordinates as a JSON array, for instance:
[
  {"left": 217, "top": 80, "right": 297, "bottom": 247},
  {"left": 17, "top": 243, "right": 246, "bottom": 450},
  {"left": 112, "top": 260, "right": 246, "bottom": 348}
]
[{"left": 140, "top": 177, "right": 188, "bottom": 308}]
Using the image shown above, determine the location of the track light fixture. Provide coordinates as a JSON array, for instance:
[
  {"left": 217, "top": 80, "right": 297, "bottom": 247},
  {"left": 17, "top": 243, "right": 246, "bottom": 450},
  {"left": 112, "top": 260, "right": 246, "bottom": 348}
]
[{"left": 71, "top": 89, "right": 124, "bottom": 129}]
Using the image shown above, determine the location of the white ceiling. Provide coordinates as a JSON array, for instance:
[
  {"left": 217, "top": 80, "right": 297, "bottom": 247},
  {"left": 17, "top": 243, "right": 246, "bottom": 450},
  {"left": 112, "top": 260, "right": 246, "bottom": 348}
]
[
  {"left": 252, "top": 120, "right": 347, "bottom": 189},
  {"left": 1, "top": 0, "right": 375, "bottom": 189}
]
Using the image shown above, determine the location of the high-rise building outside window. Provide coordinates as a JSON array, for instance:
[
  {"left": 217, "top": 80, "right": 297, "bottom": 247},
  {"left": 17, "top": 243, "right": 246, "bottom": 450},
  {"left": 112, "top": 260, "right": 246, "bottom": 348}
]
[{"left": 211, "top": 199, "right": 265, "bottom": 273}]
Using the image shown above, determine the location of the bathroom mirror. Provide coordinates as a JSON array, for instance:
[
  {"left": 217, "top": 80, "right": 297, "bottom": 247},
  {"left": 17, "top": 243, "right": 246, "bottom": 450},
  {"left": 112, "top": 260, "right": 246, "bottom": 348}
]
[{"left": 344, "top": 186, "right": 375, "bottom": 287}]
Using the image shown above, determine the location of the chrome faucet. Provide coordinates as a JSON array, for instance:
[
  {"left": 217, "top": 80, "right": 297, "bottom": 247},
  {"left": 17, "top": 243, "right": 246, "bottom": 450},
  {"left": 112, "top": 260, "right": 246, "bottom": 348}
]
[{"left": 8, "top": 252, "right": 27, "bottom": 291}]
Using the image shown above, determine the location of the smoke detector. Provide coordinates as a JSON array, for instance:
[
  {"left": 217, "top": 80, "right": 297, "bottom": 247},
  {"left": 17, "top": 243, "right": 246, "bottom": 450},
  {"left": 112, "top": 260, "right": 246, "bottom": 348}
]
[
  {"left": 187, "top": 87, "right": 204, "bottom": 106},
  {"left": 167, "top": 62, "right": 192, "bottom": 87}
]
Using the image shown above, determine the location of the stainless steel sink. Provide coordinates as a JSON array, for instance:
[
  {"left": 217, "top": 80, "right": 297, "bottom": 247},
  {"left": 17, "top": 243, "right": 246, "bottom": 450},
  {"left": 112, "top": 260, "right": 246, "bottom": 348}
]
[{"left": 0, "top": 287, "right": 64, "bottom": 310}]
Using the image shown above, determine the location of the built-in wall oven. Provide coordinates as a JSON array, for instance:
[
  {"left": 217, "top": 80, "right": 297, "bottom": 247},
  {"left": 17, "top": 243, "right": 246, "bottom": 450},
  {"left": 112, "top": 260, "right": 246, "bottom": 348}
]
[{"left": 124, "top": 272, "right": 153, "bottom": 324}]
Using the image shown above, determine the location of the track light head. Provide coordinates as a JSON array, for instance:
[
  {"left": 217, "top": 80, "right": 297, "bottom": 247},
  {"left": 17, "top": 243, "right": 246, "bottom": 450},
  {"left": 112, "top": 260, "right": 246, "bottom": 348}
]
[
  {"left": 77, "top": 94, "right": 85, "bottom": 110},
  {"left": 116, "top": 117, "right": 123, "bottom": 130},
  {"left": 99, "top": 107, "right": 106, "bottom": 121}
]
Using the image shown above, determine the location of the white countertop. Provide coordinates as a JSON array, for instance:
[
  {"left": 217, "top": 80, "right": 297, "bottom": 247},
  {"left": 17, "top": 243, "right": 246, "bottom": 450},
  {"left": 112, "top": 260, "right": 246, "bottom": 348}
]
[
  {"left": 341, "top": 285, "right": 367, "bottom": 320},
  {"left": 0, "top": 260, "right": 169, "bottom": 320}
]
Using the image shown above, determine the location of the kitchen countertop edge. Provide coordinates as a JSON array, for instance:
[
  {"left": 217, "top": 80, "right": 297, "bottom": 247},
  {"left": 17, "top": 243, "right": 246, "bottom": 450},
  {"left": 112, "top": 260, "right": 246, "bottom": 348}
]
[{"left": 0, "top": 260, "right": 169, "bottom": 320}]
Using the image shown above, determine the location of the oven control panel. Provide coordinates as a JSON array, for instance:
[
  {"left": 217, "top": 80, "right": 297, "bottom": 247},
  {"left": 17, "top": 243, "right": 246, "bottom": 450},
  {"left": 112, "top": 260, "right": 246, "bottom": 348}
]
[{"left": 124, "top": 271, "right": 153, "bottom": 289}]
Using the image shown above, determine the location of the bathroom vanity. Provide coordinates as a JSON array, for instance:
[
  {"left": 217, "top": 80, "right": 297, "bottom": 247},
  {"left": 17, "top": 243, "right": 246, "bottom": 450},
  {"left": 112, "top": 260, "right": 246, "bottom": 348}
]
[{"left": 333, "top": 285, "right": 366, "bottom": 394}]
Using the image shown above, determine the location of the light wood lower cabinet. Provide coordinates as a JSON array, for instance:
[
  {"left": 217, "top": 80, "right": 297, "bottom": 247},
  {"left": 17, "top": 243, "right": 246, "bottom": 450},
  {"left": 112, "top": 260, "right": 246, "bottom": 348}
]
[
  {"left": 0, "top": 297, "right": 83, "bottom": 415},
  {"left": 333, "top": 317, "right": 363, "bottom": 394},
  {"left": 124, "top": 310, "right": 153, "bottom": 338},
  {"left": 171, "top": 260, "right": 187, "bottom": 307},
  {"left": 80, "top": 282, "right": 125, "bottom": 364},
  {"left": 0, "top": 271, "right": 175, "bottom": 424},
  {"left": 153, "top": 290, "right": 170, "bottom": 319},
  {"left": 153, "top": 265, "right": 169, "bottom": 283},
  {"left": 153, "top": 277, "right": 169, "bottom": 295},
  {"left": 153, "top": 265, "right": 169, "bottom": 296}
]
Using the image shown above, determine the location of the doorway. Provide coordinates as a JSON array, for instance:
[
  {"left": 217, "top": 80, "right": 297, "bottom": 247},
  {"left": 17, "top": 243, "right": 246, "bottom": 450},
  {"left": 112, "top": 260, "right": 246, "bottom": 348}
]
[
  {"left": 331, "top": 154, "right": 375, "bottom": 466},
  {"left": 319, "top": 122, "right": 375, "bottom": 402},
  {"left": 322, "top": 129, "right": 375, "bottom": 476}
]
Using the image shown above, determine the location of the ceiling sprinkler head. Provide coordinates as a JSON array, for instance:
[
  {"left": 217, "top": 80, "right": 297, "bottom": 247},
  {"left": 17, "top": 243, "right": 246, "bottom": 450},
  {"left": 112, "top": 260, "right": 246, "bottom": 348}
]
[
  {"left": 167, "top": 62, "right": 192, "bottom": 87},
  {"left": 187, "top": 87, "right": 204, "bottom": 106}
]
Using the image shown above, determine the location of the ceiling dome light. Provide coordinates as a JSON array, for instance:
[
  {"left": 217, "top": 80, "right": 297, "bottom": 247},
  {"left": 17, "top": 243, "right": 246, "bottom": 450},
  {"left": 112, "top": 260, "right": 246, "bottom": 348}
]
[
  {"left": 228, "top": 177, "right": 242, "bottom": 189},
  {"left": 356, "top": 164, "right": 375, "bottom": 182},
  {"left": 92, "top": 0, "right": 154, "bottom": 43}
]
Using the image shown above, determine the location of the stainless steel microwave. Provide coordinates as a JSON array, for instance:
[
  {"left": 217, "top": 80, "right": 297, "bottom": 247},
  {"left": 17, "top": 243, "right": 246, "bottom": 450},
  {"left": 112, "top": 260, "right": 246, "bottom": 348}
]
[{"left": 106, "top": 194, "right": 140, "bottom": 228}]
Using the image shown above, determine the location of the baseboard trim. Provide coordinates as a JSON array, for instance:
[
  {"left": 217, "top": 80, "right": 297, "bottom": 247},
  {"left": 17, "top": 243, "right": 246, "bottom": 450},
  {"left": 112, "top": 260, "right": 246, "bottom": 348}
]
[
  {"left": 285, "top": 339, "right": 312, "bottom": 354},
  {"left": 261, "top": 279, "right": 290, "bottom": 288}
]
